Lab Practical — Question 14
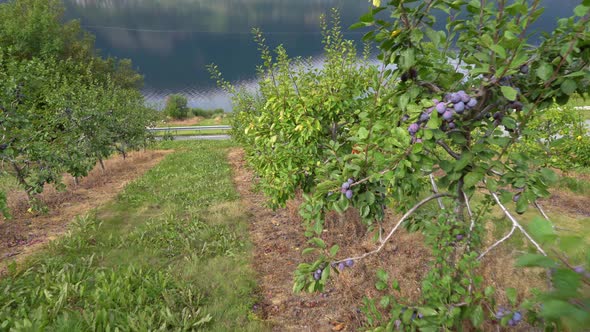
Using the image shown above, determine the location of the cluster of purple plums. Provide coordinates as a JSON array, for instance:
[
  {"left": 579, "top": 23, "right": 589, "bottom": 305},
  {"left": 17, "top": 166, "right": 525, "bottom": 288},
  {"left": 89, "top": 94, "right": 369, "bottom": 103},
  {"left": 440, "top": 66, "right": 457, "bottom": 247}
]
[
  {"left": 495, "top": 307, "right": 523, "bottom": 326},
  {"left": 313, "top": 260, "right": 355, "bottom": 280},
  {"left": 408, "top": 90, "right": 478, "bottom": 137},
  {"left": 341, "top": 178, "right": 354, "bottom": 199}
]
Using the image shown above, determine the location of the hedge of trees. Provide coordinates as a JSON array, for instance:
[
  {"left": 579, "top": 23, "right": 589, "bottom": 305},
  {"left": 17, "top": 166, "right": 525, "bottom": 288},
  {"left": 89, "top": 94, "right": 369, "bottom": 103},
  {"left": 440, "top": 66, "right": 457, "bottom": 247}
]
[{"left": 0, "top": 0, "right": 157, "bottom": 216}]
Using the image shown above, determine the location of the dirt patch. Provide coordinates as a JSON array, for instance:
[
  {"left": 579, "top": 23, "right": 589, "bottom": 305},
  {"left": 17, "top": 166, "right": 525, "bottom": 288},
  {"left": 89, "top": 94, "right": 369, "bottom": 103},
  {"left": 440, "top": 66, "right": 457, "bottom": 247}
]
[
  {"left": 228, "top": 148, "right": 431, "bottom": 331},
  {"left": 0, "top": 150, "right": 171, "bottom": 269},
  {"left": 540, "top": 189, "right": 590, "bottom": 217},
  {"left": 160, "top": 117, "right": 204, "bottom": 127}
]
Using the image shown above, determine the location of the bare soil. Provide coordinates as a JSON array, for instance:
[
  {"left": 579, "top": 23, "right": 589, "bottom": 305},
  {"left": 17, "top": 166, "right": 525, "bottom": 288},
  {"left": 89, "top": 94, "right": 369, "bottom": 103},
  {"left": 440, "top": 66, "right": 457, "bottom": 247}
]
[
  {"left": 0, "top": 150, "right": 171, "bottom": 269},
  {"left": 161, "top": 117, "right": 204, "bottom": 127},
  {"left": 540, "top": 189, "right": 590, "bottom": 217}
]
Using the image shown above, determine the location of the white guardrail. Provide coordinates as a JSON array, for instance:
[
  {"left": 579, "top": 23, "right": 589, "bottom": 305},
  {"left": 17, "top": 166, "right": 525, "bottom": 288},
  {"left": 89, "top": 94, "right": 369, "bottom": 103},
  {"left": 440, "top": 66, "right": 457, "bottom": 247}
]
[{"left": 147, "top": 125, "right": 231, "bottom": 132}]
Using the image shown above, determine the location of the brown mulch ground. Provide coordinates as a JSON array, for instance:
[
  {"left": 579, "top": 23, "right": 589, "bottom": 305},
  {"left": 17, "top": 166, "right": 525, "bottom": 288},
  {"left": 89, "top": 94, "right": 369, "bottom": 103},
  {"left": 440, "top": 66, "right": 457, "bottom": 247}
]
[
  {"left": 160, "top": 117, "right": 204, "bottom": 127},
  {"left": 228, "top": 148, "right": 432, "bottom": 331},
  {"left": 540, "top": 189, "right": 590, "bottom": 217},
  {"left": 0, "top": 150, "right": 171, "bottom": 269}
]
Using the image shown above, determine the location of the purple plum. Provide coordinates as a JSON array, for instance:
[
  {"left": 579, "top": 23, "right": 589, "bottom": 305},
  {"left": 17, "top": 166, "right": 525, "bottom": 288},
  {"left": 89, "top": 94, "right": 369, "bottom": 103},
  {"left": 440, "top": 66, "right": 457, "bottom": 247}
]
[
  {"left": 420, "top": 112, "right": 430, "bottom": 122},
  {"left": 442, "top": 110, "right": 454, "bottom": 121},
  {"left": 454, "top": 101, "right": 465, "bottom": 113},
  {"left": 345, "top": 190, "right": 353, "bottom": 199},
  {"left": 450, "top": 93, "right": 461, "bottom": 103},
  {"left": 467, "top": 97, "right": 477, "bottom": 108}
]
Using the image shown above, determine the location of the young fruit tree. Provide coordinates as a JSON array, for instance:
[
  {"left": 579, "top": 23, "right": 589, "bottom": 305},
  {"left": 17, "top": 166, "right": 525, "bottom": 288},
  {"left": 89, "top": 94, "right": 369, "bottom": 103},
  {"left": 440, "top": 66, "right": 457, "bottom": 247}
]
[{"left": 215, "top": 1, "right": 589, "bottom": 329}]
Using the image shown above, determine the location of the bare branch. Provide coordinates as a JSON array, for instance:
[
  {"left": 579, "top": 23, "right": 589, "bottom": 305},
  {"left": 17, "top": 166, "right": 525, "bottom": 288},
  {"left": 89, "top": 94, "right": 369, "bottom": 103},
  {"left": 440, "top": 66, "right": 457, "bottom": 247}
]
[
  {"left": 418, "top": 81, "right": 443, "bottom": 93},
  {"left": 430, "top": 174, "right": 445, "bottom": 210},
  {"left": 478, "top": 224, "right": 516, "bottom": 260},
  {"left": 479, "top": 191, "right": 547, "bottom": 260},
  {"left": 534, "top": 201, "right": 574, "bottom": 232},
  {"left": 463, "top": 191, "right": 475, "bottom": 233},
  {"left": 334, "top": 193, "right": 454, "bottom": 264},
  {"left": 437, "top": 140, "right": 461, "bottom": 159},
  {"left": 534, "top": 201, "right": 551, "bottom": 222}
]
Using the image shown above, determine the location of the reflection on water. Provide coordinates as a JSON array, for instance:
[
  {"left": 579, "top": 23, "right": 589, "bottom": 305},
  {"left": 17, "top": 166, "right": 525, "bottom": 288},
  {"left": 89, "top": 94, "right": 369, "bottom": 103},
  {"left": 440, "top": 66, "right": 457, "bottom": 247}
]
[{"left": 63, "top": 0, "right": 580, "bottom": 110}]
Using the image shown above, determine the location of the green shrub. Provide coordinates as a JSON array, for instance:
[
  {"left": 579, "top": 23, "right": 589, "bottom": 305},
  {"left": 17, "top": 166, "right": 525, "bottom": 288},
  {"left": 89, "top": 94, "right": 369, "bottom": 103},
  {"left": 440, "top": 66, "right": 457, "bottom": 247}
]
[
  {"left": 192, "top": 107, "right": 224, "bottom": 118},
  {"left": 165, "top": 94, "right": 189, "bottom": 119}
]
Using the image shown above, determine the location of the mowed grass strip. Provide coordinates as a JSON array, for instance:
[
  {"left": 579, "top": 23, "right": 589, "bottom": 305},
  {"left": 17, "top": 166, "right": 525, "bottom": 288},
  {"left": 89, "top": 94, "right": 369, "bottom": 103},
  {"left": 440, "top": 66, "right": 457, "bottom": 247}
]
[{"left": 0, "top": 141, "right": 267, "bottom": 331}]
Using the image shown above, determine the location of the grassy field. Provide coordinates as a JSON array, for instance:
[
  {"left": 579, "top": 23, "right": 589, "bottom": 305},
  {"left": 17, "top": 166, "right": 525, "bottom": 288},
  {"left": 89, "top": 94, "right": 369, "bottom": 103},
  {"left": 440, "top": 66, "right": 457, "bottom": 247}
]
[{"left": 0, "top": 141, "right": 267, "bottom": 331}]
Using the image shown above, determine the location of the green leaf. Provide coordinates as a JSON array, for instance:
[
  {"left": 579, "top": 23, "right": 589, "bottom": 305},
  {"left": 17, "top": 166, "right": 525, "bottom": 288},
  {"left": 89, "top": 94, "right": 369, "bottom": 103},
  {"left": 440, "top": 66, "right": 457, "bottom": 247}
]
[
  {"left": 358, "top": 127, "right": 370, "bottom": 140},
  {"left": 402, "top": 308, "right": 414, "bottom": 324},
  {"left": 301, "top": 248, "right": 316, "bottom": 255},
  {"left": 463, "top": 171, "right": 483, "bottom": 189},
  {"left": 536, "top": 62, "right": 553, "bottom": 81},
  {"left": 540, "top": 300, "right": 579, "bottom": 319},
  {"left": 560, "top": 79, "right": 577, "bottom": 95},
  {"left": 426, "top": 111, "right": 441, "bottom": 129},
  {"left": 471, "top": 305, "right": 484, "bottom": 327},
  {"left": 515, "top": 193, "right": 529, "bottom": 213},
  {"left": 490, "top": 44, "right": 506, "bottom": 59},
  {"left": 376, "top": 269, "right": 388, "bottom": 282},
  {"left": 528, "top": 217, "right": 556, "bottom": 244},
  {"left": 400, "top": 49, "right": 416, "bottom": 70},
  {"left": 375, "top": 280, "right": 387, "bottom": 291},
  {"left": 308, "top": 237, "right": 326, "bottom": 249},
  {"left": 500, "top": 86, "right": 518, "bottom": 101},
  {"left": 454, "top": 152, "right": 473, "bottom": 171},
  {"left": 574, "top": 4, "right": 590, "bottom": 16},
  {"left": 329, "top": 245, "right": 340, "bottom": 256},
  {"left": 417, "top": 307, "right": 437, "bottom": 317},
  {"left": 516, "top": 254, "right": 557, "bottom": 268},
  {"left": 506, "top": 288, "right": 517, "bottom": 305}
]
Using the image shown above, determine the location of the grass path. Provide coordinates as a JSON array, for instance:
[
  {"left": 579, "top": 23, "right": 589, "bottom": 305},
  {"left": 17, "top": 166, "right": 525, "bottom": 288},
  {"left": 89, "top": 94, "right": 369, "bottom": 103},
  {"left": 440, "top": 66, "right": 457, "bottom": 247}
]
[{"left": 0, "top": 141, "right": 267, "bottom": 331}]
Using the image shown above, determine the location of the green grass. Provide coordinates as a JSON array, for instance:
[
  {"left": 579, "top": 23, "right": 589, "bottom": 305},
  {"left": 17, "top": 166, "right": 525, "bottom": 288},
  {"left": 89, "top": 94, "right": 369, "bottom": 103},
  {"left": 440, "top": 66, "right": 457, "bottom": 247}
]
[
  {"left": 0, "top": 172, "right": 18, "bottom": 194},
  {"left": 0, "top": 141, "right": 268, "bottom": 331},
  {"left": 196, "top": 118, "right": 230, "bottom": 126},
  {"left": 555, "top": 175, "right": 590, "bottom": 196}
]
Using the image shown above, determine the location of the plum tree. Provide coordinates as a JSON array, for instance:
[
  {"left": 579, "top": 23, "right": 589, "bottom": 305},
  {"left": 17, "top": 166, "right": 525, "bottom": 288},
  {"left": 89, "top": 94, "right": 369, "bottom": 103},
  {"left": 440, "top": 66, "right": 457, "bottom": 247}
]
[{"left": 214, "top": 1, "right": 590, "bottom": 329}]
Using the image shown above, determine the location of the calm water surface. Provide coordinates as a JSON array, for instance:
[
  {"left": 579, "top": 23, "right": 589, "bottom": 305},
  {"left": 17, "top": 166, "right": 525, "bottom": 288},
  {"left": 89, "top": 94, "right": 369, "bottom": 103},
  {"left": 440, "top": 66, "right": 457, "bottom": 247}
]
[{"left": 63, "top": 0, "right": 580, "bottom": 110}]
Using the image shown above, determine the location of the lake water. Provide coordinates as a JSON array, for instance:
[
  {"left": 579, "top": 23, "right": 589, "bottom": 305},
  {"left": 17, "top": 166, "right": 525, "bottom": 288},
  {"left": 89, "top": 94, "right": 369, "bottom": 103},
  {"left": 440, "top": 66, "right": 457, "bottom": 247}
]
[{"left": 63, "top": 0, "right": 581, "bottom": 110}]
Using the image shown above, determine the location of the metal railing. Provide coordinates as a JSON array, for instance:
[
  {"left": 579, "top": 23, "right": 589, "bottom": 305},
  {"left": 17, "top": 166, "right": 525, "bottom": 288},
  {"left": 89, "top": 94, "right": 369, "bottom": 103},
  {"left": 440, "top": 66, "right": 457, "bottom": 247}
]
[{"left": 147, "top": 125, "right": 231, "bottom": 132}]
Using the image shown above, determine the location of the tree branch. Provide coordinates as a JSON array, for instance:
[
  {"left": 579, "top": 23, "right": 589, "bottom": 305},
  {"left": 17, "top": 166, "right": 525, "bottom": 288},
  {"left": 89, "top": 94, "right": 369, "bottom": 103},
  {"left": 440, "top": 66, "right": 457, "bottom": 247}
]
[
  {"left": 479, "top": 191, "right": 547, "bottom": 260},
  {"left": 334, "top": 193, "right": 454, "bottom": 264},
  {"left": 437, "top": 140, "right": 460, "bottom": 159},
  {"left": 430, "top": 174, "right": 445, "bottom": 210}
]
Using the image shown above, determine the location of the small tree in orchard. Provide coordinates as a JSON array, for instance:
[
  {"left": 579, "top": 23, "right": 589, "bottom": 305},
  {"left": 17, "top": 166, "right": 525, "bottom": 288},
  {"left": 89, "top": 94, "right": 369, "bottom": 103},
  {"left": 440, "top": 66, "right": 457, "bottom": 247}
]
[
  {"left": 164, "top": 94, "right": 189, "bottom": 120},
  {"left": 215, "top": 1, "right": 589, "bottom": 329}
]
